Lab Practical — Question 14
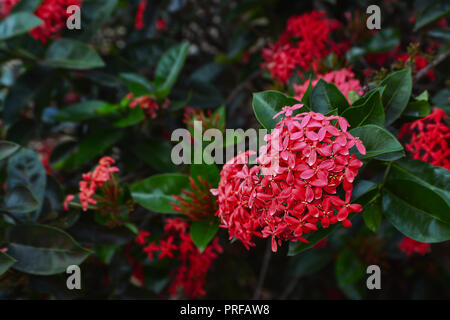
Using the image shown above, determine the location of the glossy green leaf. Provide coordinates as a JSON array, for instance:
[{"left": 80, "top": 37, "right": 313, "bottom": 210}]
[
  {"left": 341, "top": 90, "right": 385, "bottom": 127},
  {"left": 2, "top": 185, "right": 39, "bottom": 214},
  {"left": 414, "top": 0, "right": 450, "bottom": 31},
  {"left": 288, "top": 249, "right": 333, "bottom": 278},
  {"left": 349, "top": 124, "right": 403, "bottom": 160},
  {"left": 335, "top": 249, "right": 364, "bottom": 287},
  {"left": 252, "top": 90, "right": 302, "bottom": 130},
  {"left": 7, "top": 149, "right": 46, "bottom": 221},
  {"left": 0, "top": 141, "right": 20, "bottom": 161},
  {"left": 113, "top": 107, "right": 145, "bottom": 127},
  {"left": 11, "top": 0, "right": 43, "bottom": 13},
  {"left": 120, "top": 73, "right": 153, "bottom": 97},
  {"left": 380, "top": 68, "right": 412, "bottom": 125},
  {"left": 190, "top": 163, "right": 220, "bottom": 187},
  {"left": 310, "top": 79, "right": 349, "bottom": 115},
  {"left": 132, "top": 140, "right": 178, "bottom": 173},
  {"left": 0, "top": 251, "right": 16, "bottom": 276},
  {"left": 53, "top": 100, "right": 108, "bottom": 122},
  {"left": 382, "top": 179, "right": 450, "bottom": 243},
  {"left": 362, "top": 202, "right": 382, "bottom": 233},
  {"left": 190, "top": 220, "right": 220, "bottom": 252},
  {"left": 0, "top": 12, "right": 42, "bottom": 41},
  {"left": 131, "top": 174, "right": 190, "bottom": 214},
  {"left": 5, "top": 224, "right": 91, "bottom": 275},
  {"left": 154, "top": 42, "right": 189, "bottom": 96},
  {"left": 366, "top": 28, "right": 401, "bottom": 53},
  {"left": 44, "top": 39, "right": 105, "bottom": 70}
]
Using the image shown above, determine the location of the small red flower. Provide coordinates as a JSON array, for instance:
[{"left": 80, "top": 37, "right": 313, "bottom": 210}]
[
  {"left": 398, "top": 236, "right": 431, "bottom": 256},
  {"left": 135, "top": 0, "right": 147, "bottom": 30}
]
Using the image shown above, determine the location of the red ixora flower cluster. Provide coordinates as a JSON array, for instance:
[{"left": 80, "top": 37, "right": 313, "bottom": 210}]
[
  {"left": 211, "top": 105, "right": 366, "bottom": 252},
  {"left": 293, "top": 68, "right": 362, "bottom": 102},
  {"left": 33, "top": 0, "right": 82, "bottom": 43},
  {"left": 135, "top": 218, "right": 223, "bottom": 298},
  {"left": 398, "top": 108, "right": 450, "bottom": 169},
  {"left": 0, "top": 0, "right": 20, "bottom": 18},
  {"left": 64, "top": 156, "right": 119, "bottom": 211},
  {"left": 398, "top": 236, "right": 431, "bottom": 256},
  {"left": 262, "top": 11, "right": 346, "bottom": 83},
  {"left": 126, "top": 93, "right": 169, "bottom": 119}
]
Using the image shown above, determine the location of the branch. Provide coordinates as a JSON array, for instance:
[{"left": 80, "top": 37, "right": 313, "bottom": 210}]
[
  {"left": 414, "top": 49, "right": 450, "bottom": 83},
  {"left": 252, "top": 240, "right": 272, "bottom": 300}
]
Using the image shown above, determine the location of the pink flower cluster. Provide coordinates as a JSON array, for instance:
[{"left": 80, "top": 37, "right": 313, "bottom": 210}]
[
  {"left": 211, "top": 105, "right": 366, "bottom": 252},
  {"left": 262, "top": 11, "right": 346, "bottom": 83},
  {"left": 293, "top": 68, "right": 362, "bottom": 102},
  {"left": 398, "top": 236, "right": 430, "bottom": 256},
  {"left": 135, "top": 218, "right": 223, "bottom": 298},
  {"left": 398, "top": 108, "right": 450, "bottom": 169},
  {"left": 134, "top": 0, "right": 146, "bottom": 30},
  {"left": 64, "top": 157, "right": 119, "bottom": 211},
  {"left": 0, "top": 0, "right": 20, "bottom": 18}
]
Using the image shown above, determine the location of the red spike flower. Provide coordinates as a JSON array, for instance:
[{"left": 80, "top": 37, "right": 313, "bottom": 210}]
[{"left": 211, "top": 105, "right": 365, "bottom": 252}]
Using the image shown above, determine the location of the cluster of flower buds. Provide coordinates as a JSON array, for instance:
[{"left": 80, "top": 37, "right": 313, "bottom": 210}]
[
  {"left": 212, "top": 104, "right": 366, "bottom": 252},
  {"left": 134, "top": 218, "right": 223, "bottom": 298},
  {"left": 64, "top": 157, "right": 119, "bottom": 211},
  {"left": 171, "top": 176, "right": 217, "bottom": 221},
  {"left": 183, "top": 107, "right": 224, "bottom": 132},
  {"left": 398, "top": 108, "right": 450, "bottom": 169},
  {"left": 126, "top": 93, "right": 169, "bottom": 119}
]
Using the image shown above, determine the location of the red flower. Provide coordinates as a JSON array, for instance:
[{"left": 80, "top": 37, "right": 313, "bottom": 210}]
[
  {"left": 397, "top": 54, "right": 435, "bottom": 81},
  {"left": 262, "top": 11, "right": 344, "bottom": 83},
  {"left": 398, "top": 236, "right": 431, "bottom": 256},
  {"left": 156, "top": 18, "right": 167, "bottom": 32},
  {"left": 0, "top": 0, "right": 20, "bottom": 18},
  {"left": 399, "top": 108, "right": 450, "bottom": 169},
  {"left": 212, "top": 105, "right": 365, "bottom": 252},
  {"left": 134, "top": 218, "right": 222, "bottom": 298},
  {"left": 135, "top": 230, "right": 150, "bottom": 245},
  {"left": 135, "top": 0, "right": 147, "bottom": 30},
  {"left": 126, "top": 93, "right": 169, "bottom": 119},
  {"left": 31, "top": 0, "right": 82, "bottom": 44},
  {"left": 64, "top": 156, "right": 119, "bottom": 211}
]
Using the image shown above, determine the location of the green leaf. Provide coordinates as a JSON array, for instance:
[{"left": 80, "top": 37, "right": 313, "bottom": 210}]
[
  {"left": 0, "top": 251, "right": 16, "bottom": 276},
  {"left": 380, "top": 68, "right": 412, "bottom": 125},
  {"left": 0, "top": 141, "right": 20, "bottom": 161},
  {"left": 61, "top": 128, "right": 123, "bottom": 169},
  {"left": 414, "top": 0, "right": 450, "bottom": 31},
  {"left": 190, "top": 220, "right": 220, "bottom": 252},
  {"left": 252, "top": 90, "right": 302, "bottom": 130},
  {"left": 190, "top": 163, "right": 220, "bottom": 187},
  {"left": 349, "top": 124, "right": 403, "bottom": 160},
  {"left": 428, "top": 27, "right": 450, "bottom": 41},
  {"left": 132, "top": 140, "right": 178, "bottom": 173},
  {"left": 288, "top": 224, "right": 338, "bottom": 256},
  {"left": 53, "top": 100, "right": 108, "bottom": 122},
  {"left": 300, "top": 78, "right": 313, "bottom": 109},
  {"left": 120, "top": 73, "right": 153, "bottom": 97},
  {"left": 7, "top": 149, "right": 46, "bottom": 221},
  {"left": 382, "top": 179, "right": 450, "bottom": 243},
  {"left": 341, "top": 90, "right": 385, "bottom": 127},
  {"left": 131, "top": 174, "right": 190, "bottom": 214},
  {"left": 5, "top": 224, "right": 91, "bottom": 275},
  {"left": 335, "top": 249, "right": 364, "bottom": 287},
  {"left": 11, "top": 0, "right": 43, "bottom": 13},
  {"left": 366, "top": 28, "right": 401, "bottom": 53},
  {"left": 44, "top": 38, "right": 105, "bottom": 70},
  {"left": 310, "top": 79, "right": 349, "bottom": 115},
  {"left": 2, "top": 185, "right": 39, "bottom": 214},
  {"left": 403, "top": 100, "right": 430, "bottom": 119},
  {"left": 0, "top": 12, "right": 42, "bottom": 41},
  {"left": 389, "top": 158, "right": 450, "bottom": 205},
  {"left": 362, "top": 202, "right": 382, "bottom": 233},
  {"left": 113, "top": 107, "right": 145, "bottom": 127},
  {"left": 154, "top": 42, "right": 189, "bottom": 96}
]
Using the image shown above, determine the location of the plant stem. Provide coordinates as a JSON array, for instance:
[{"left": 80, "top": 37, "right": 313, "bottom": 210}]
[{"left": 252, "top": 240, "right": 272, "bottom": 300}]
